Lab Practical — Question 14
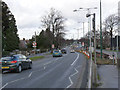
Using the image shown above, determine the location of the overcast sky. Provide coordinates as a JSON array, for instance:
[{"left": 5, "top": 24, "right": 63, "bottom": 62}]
[{"left": 3, "top": 0, "right": 120, "bottom": 40}]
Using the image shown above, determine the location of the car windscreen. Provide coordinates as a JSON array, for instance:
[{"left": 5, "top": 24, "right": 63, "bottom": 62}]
[
  {"left": 53, "top": 50, "right": 59, "bottom": 53},
  {"left": 1, "top": 56, "right": 18, "bottom": 61}
]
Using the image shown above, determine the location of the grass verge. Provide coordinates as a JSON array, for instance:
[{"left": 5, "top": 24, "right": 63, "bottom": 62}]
[
  {"left": 96, "top": 57, "right": 113, "bottom": 65},
  {"left": 45, "top": 53, "right": 52, "bottom": 55},
  {"left": 30, "top": 56, "right": 45, "bottom": 61}
]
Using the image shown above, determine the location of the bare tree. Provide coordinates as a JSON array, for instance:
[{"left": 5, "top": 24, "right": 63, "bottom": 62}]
[
  {"left": 41, "top": 8, "right": 66, "bottom": 48},
  {"left": 104, "top": 14, "right": 119, "bottom": 50}
]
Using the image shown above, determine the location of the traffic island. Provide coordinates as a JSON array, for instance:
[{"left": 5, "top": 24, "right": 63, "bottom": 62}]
[{"left": 29, "top": 56, "right": 45, "bottom": 61}]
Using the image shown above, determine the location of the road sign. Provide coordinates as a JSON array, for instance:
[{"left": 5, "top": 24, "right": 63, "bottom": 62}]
[
  {"left": 82, "top": 42, "right": 84, "bottom": 47},
  {"left": 32, "top": 41, "right": 37, "bottom": 47},
  {"left": 52, "top": 44, "right": 54, "bottom": 49}
]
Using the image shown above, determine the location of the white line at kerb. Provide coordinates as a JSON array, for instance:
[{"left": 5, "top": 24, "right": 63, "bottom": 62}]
[{"left": 71, "top": 53, "right": 79, "bottom": 66}]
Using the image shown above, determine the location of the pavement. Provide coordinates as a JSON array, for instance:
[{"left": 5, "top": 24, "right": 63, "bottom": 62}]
[
  {"left": 1, "top": 47, "right": 87, "bottom": 89},
  {"left": 97, "top": 65, "right": 118, "bottom": 89}
]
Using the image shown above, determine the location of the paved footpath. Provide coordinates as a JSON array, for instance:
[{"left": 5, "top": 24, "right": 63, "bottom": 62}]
[{"left": 97, "top": 65, "right": 118, "bottom": 88}]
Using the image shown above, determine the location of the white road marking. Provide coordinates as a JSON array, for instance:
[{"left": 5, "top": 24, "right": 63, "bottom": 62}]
[
  {"left": 66, "top": 77, "right": 73, "bottom": 88},
  {"left": 44, "top": 66, "right": 46, "bottom": 70},
  {"left": 66, "top": 66, "right": 80, "bottom": 88},
  {"left": 1, "top": 83, "right": 8, "bottom": 89},
  {"left": 1, "top": 53, "right": 70, "bottom": 89},
  {"left": 44, "top": 61, "right": 52, "bottom": 65},
  {"left": 70, "top": 68, "right": 78, "bottom": 77},
  {"left": 10, "top": 77, "right": 26, "bottom": 83},
  {"left": 1, "top": 77, "right": 26, "bottom": 89},
  {"left": 71, "top": 53, "right": 79, "bottom": 66},
  {"left": 28, "top": 72, "right": 33, "bottom": 77}
]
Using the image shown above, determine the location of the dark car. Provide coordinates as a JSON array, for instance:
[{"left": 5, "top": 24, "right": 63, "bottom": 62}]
[
  {"left": 61, "top": 49, "right": 67, "bottom": 54},
  {"left": 1, "top": 54, "right": 32, "bottom": 73}
]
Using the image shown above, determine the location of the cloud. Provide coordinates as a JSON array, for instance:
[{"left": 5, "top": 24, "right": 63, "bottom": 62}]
[{"left": 3, "top": 0, "right": 120, "bottom": 39}]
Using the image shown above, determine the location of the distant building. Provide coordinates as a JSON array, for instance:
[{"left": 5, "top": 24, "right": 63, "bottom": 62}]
[
  {"left": 113, "top": 36, "right": 120, "bottom": 49},
  {"left": 19, "top": 38, "right": 28, "bottom": 50}
]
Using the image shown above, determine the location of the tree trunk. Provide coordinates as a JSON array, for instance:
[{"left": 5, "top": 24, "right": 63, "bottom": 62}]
[{"left": 110, "top": 29, "right": 113, "bottom": 50}]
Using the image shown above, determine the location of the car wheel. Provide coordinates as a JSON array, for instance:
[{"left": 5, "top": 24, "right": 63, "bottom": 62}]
[
  {"left": 16, "top": 65, "right": 22, "bottom": 73},
  {"left": 29, "top": 63, "right": 32, "bottom": 69},
  {"left": 2, "top": 70, "right": 4, "bottom": 74}
]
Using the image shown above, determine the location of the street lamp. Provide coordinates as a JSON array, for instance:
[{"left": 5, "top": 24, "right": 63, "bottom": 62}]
[
  {"left": 74, "top": 7, "right": 97, "bottom": 48},
  {"left": 86, "top": 13, "right": 96, "bottom": 63},
  {"left": 78, "top": 22, "right": 85, "bottom": 37},
  {"left": 100, "top": 0, "right": 103, "bottom": 59},
  {"left": 86, "top": 13, "right": 97, "bottom": 86}
]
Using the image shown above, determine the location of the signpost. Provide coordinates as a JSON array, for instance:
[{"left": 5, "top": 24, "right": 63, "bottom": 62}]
[
  {"left": 52, "top": 44, "right": 54, "bottom": 49},
  {"left": 32, "top": 41, "right": 37, "bottom": 47},
  {"left": 32, "top": 41, "right": 37, "bottom": 54}
]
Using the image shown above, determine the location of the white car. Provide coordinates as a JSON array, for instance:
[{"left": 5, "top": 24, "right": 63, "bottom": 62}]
[{"left": 70, "top": 49, "right": 75, "bottom": 53}]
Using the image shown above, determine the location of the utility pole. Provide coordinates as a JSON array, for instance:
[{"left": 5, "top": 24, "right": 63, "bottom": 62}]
[
  {"left": 117, "top": 1, "right": 120, "bottom": 68},
  {"left": 93, "top": 13, "right": 96, "bottom": 65},
  {"left": 88, "top": 21, "right": 89, "bottom": 48},
  {"left": 0, "top": 0, "right": 1, "bottom": 58},
  {"left": 77, "top": 29, "right": 79, "bottom": 40},
  {"left": 93, "top": 13, "right": 97, "bottom": 84},
  {"left": 35, "top": 31, "right": 36, "bottom": 54},
  {"left": 100, "top": 0, "right": 103, "bottom": 59}
]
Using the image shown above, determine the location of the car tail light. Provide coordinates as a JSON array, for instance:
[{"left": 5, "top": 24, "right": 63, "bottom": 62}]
[{"left": 10, "top": 60, "right": 17, "bottom": 63}]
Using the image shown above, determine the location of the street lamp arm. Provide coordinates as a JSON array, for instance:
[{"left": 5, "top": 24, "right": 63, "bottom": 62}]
[{"left": 73, "top": 10, "right": 78, "bottom": 12}]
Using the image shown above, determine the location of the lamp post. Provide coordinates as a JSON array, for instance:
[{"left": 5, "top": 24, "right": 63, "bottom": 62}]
[
  {"left": 86, "top": 13, "right": 97, "bottom": 86},
  {"left": 73, "top": 7, "right": 97, "bottom": 50},
  {"left": 100, "top": 0, "right": 103, "bottom": 59}
]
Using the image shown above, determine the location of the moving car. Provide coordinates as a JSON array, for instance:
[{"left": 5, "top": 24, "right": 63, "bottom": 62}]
[
  {"left": 61, "top": 49, "right": 67, "bottom": 54},
  {"left": 1, "top": 54, "right": 32, "bottom": 73},
  {"left": 70, "top": 49, "right": 75, "bottom": 53},
  {"left": 53, "top": 50, "right": 62, "bottom": 57}
]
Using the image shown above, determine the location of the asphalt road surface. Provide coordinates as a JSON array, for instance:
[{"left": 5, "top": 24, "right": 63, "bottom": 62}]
[{"left": 2, "top": 47, "right": 87, "bottom": 89}]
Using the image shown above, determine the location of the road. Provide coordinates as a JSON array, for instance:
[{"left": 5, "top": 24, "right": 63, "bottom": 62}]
[{"left": 2, "top": 47, "right": 87, "bottom": 89}]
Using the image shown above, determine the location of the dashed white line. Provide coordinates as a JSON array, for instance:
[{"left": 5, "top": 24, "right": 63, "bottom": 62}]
[
  {"left": 71, "top": 53, "right": 79, "bottom": 66},
  {"left": 1, "top": 53, "right": 69, "bottom": 89},
  {"left": 28, "top": 72, "right": 33, "bottom": 77},
  {"left": 44, "top": 61, "right": 52, "bottom": 65}
]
